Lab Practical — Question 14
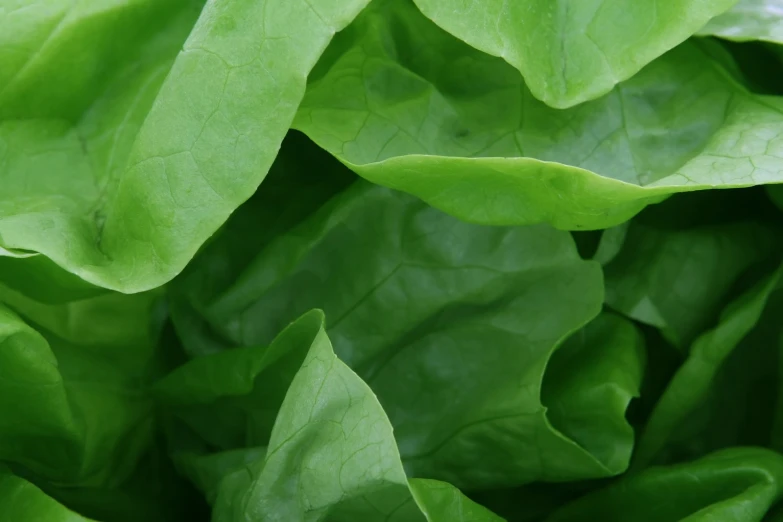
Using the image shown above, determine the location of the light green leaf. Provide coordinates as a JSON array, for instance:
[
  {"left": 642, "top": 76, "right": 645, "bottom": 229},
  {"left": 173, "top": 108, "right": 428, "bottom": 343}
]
[
  {"left": 211, "top": 315, "right": 421, "bottom": 522},
  {"left": 699, "top": 0, "right": 783, "bottom": 43},
  {"left": 296, "top": 0, "right": 783, "bottom": 230},
  {"left": 411, "top": 0, "right": 736, "bottom": 108},
  {"left": 0, "top": 466, "right": 95, "bottom": 522},
  {"left": 0, "top": 0, "right": 371, "bottom": 292},
  {"left": 548, "top": 448, "right": 783, "bottom": 522}
]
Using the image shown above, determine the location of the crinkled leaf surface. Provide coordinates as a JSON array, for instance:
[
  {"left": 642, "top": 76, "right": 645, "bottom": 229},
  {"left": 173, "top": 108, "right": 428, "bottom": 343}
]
[
  {"left": 168, "top": 143, "right": 645, "bottom": 488},
  {"left": 0, "top": 0, "right": 371, "bottom": 292},
  {"left": 699, "top": 0, "right": 783, "bottom": 43},
  {"left": 548, "top": 448, "right": 783, "bottom": 522},
  {"left": 295, "top": 0, "right": 783, "bottom": 230},
  {"left": 411, "top": 0, "right": 736, "bottom": 108}
]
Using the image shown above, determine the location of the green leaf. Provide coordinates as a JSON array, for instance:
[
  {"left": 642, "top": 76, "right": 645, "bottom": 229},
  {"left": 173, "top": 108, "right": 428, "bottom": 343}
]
[
  {"left": 37, "top": 444, "right": 211, "bottom": 522},
  {"left": 411, "top": 0, "right": 736, "bottom": 108},
  {"left": 0, "top": 254, "right": 106, "bottom": 304},
  {"left": 592, "top": 223, "right": 629, "bottom": 266},
  {"left": 155, "top": 309, "right": 324, "bottom": 454},
  {"left": 173, "top": 447, "right": 267, "bottom": 506},
  {"left": 634, "top": 265, "right": 783, "bottom": 467},
  {"left": 699, "top": 0, "right": 783, "bottom": 43},
  {"left": 169, "top": 153, "right": 646, "bottom": 488},
  {"left": 0, "top": 0, "right": 371, "bottom": 292},
  {"left": 296, "top": 0, "right": 783, "bottom": 229},
  {"left": 547, "top": 448, "right": 783, "bottom": 522},
  {"left": 0, "top": 288, "right": 161, "bottom": 486},
  {"left": 169, "top": 132, "right": 355, "bottom": 358},
  {"left": 0, "top": 466, "right": 94, "bottom": 522},
  {"left": 409, "top": 479, "right": 505, "bottom": 521},
  {"left": 159, "top": 311, "right": 503, "bottom": 521},
  {"left": 603, "top": 195, "right": 777, "bottom": 347},
  {"left": 541, "top": 313, "right": 646, "bottom": 477}
]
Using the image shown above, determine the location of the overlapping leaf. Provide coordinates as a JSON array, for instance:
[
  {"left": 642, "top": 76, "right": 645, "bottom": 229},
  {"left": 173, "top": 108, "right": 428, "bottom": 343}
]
[
  {"left": 296, "top": 0, "right": 783, "bottom": 230},
  {"left": 158, "top": 311, "right": 503, "bottom": 521},
  {"left": 5, "top": 0, "right": 783, "bottom": 520},
  {"left": 635, "top": 265, "right": 783, "bottom": 467},
  {"left": 548, "top": 448, "right": 783, "bottom": 522},
  {"left": 412, "top": 0, "right": 736, "bottom": 108},
  {"left": 0, "top": 288, "right": 160, "bottom": 486},
  {"left": 169, "top": 138, "right": 645, "bottom": 489},
  {"left": 601, "top": 191, "right": 780, "bottom": 347}
]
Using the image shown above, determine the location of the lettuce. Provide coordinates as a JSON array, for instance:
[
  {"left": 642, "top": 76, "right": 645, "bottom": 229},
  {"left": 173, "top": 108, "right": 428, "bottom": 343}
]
[
  {"left": 699, "top": 0, "right": 783, "bottom": 43},
  {"left": 4, "top": 0, "right": 783, "bottom": 521}
]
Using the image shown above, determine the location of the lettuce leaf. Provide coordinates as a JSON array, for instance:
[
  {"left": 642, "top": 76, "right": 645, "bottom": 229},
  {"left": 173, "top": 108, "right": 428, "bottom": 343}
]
[
  {"left": 168, "top": 138, "right": 647, "bottom": 489},
  {"left": 296, "top": 0, "right": 783, "bottom": 229},
  {"left": 0, "top": 0, "right": 371, "bottom": 292},
  {"left": 602, "top": 191, "right": 780, "bottom": 347},
  {"left": 412, "top": 0, "right": 736, "bottom": 108},
  {"left": 700, "top": 0, "right": 783, "bottom": 43},
  {"left": 0, "top": 466, "right": 95, "bottom": 522},
  {"left": 158, "top": 311, "right": 503, "bottom": 521},
  {"left": 549, "top": 448, "right": 783, "bottom": 522},
  {"left": 6, "top": 1, "right": 783, "bottom": 520}
]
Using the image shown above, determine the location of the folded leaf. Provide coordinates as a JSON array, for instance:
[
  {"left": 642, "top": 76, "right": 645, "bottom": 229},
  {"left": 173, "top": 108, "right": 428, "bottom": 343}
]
[
  {"left": 37, "top": 444, "right": 210, "bottom": 522},
  {"left": 168, "top": 145, "right": 645, "bottom": 487},
  {"left": 548, "top": 448, "right": 783, "bottom": 522},
  {"left": 0, "top": 288, "right": 160, "bottom": 487},
  {"left": 634, "top": 265, "right": 783, "bottom": 467},
  {"left": 159, "top": 311, "right": 503, "bottom": 521},
  {"left": 296, "top": 0, "right": 783, "bottom": 229},
  {"left": 169, "top": 132, "right": 355, "bottom": 357},
  {"left": 603, "top": 193, "right": 778, "bottom": 347},
  {"left": 155, "top": 308, "right": 322, "bottom": 454}
]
